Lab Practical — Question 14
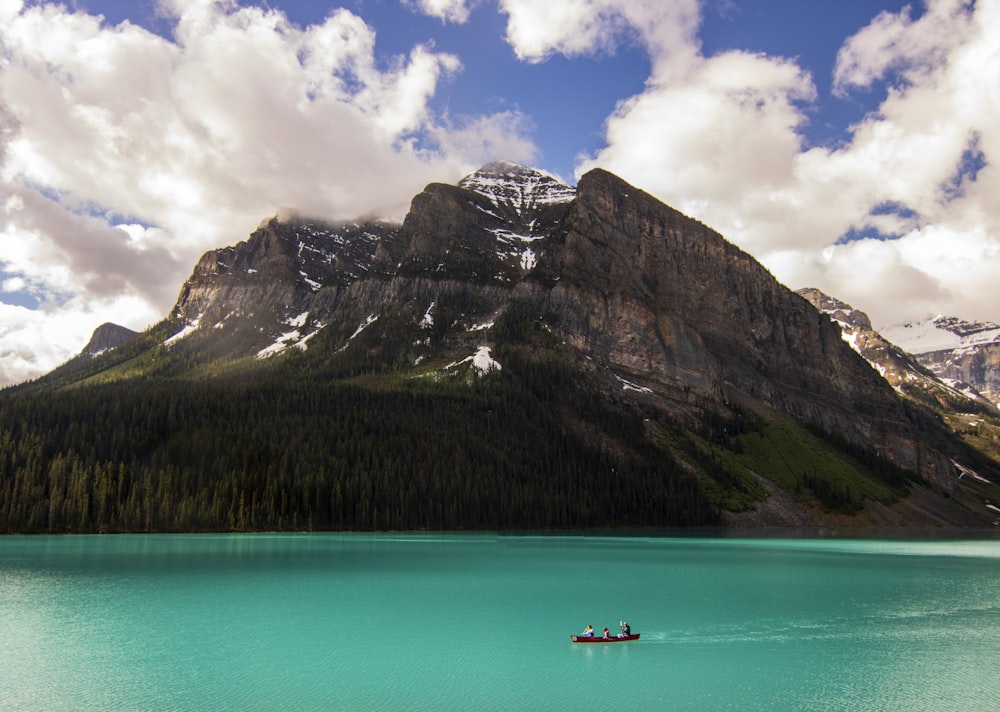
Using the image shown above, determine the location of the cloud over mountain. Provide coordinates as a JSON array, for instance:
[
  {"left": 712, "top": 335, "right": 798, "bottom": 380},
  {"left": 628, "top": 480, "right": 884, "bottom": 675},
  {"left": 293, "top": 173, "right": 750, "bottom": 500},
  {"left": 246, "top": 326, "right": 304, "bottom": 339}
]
[
  {"left": 0, "top": 0, "right": 535, "bottom": 384},
  {"left": 547, "top": 0, "right": 1000, "bottom": 328}
]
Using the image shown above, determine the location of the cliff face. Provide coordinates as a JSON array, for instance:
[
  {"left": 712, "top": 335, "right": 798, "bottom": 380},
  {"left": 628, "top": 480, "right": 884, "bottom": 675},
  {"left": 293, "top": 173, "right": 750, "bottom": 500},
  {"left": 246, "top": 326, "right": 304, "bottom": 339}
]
[
  {"left": 542, "top": 171, "right": 957, "bottom": 489},
  {"left": 172, "top": 218, "right": 397, "bottom": 333},
  {"left": 916, "top": 344, "right": 1000, "bottom": 407},
  {"left": 161, "top": 164, "right": 972, "bottom": 494}
]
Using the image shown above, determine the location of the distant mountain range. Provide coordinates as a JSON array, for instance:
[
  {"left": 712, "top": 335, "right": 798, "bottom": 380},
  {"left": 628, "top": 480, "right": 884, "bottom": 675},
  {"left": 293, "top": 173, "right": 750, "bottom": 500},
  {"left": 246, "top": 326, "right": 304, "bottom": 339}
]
[
  {"left": 797, "top": 289, "right": 998, "bottom": 411},
  {"left": 3, "top": 163, "right": 999, "bottom": 532}
]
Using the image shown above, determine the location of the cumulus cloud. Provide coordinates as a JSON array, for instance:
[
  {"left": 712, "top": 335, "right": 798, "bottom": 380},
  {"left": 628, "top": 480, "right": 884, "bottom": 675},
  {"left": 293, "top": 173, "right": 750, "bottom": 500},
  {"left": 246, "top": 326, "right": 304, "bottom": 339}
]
[
  {"left": 500, "top": 0, "right": 701, "bottom": 69},
  {"left": 403, "top": 0, "right": 479, "bottom": 24},
  {"left": 831, "top": 0, "right": 975, "bottom": 95},
  {"left": 429, "top": 110, "right": 539, "bottom": 168},
  {"left": 498, "top": 0, "right": 1000, "bottom": 329},
  {"left": 0, "top": 0, "right": 534, "bottom": 385},
  {"left": 796, "top": 0, "right": 999, "bottom": 325}
]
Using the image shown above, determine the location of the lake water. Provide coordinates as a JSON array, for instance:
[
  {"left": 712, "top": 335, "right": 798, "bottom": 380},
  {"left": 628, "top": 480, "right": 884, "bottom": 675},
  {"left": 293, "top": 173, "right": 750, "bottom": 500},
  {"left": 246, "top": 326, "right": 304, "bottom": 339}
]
[{"left": 1, "top": 533, "right": 999, "bottom": 711}]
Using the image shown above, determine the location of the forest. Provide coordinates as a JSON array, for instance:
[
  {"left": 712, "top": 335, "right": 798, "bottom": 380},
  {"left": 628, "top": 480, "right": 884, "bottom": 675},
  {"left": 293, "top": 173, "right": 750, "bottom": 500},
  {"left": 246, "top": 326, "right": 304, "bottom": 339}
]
[{"left": 0, "top": 345, "right": 717, "bottom": 533}]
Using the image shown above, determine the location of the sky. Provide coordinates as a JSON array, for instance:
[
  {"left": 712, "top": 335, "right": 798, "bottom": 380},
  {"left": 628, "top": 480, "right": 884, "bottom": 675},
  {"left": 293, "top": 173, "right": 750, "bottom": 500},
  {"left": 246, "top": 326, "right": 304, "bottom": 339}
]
[{"left": 1, "top": 0, "right": 998, "bottom": 386}]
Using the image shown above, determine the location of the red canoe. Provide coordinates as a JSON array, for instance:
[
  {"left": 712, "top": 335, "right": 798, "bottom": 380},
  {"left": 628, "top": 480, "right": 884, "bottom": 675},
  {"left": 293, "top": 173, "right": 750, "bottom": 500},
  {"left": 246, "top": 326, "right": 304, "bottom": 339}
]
[{"left": 570, "top": 634, "right": 640, "bottom": 643}]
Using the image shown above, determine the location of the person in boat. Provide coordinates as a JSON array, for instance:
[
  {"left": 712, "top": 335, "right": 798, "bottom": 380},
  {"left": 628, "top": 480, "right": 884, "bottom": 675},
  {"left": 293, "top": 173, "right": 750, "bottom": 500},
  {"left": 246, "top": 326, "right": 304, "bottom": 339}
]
[
  {"left": 581, "top": 624, "right": 594, "bottom": 637},
  {"left": 620, "top": 620, "right": 631, "bottom": 637},
  {"left": 603, "top": 627, "right": 610, "bottom": 639}
]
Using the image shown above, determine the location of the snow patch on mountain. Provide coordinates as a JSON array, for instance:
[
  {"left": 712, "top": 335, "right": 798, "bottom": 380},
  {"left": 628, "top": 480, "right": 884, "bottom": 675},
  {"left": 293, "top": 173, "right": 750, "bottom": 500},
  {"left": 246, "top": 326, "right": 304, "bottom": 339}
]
[
  {"left": 165, "top": 317, "right": 201, "bottom": 346},
  {"left": 344, "top": 315, "right": 378, "bottom": 345},
  {"left": 487, "top": 227, "right": 545, "bottom": 242},
  {"left": 257, "top": 331, "right": 299, "bottom": 358},
  {"left": 446, "top": 346, "right": 501, "bottom": 376},
  {"left": 257, "top": 311, "right": 322, "bottom": 358},
  {"left": 300, "top": 271, "right": 321, "bottom": 291},
  {"left": 839, "top": 327, "right": 862, "bottom": 355},
  {"left": 420, "top": 302, "right": 435, "bottom": 329},
  {"left": 616, "top": 374, "right": 652, "bottom": 393}
]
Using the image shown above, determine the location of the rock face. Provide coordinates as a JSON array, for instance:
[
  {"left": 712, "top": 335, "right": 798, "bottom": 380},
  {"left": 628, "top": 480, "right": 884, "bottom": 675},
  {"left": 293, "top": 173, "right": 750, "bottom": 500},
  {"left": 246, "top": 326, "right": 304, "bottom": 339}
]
[
  {"left": 79, "top": 323, "right": 138, "bottom": 358},
  {"left": 922, "top": 344, "right": 1000, "bottom": 408},
  {"left": 164, "top": 164, "right": 971, "bottom": 492},
  {"left": 172, "top": 218, "right": 400, "bottom": 337}
]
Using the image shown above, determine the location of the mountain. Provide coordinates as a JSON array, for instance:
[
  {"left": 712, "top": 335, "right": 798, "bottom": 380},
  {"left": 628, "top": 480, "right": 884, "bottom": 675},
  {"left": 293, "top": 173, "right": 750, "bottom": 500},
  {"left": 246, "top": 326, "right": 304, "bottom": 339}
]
[
  {"left": 3, "top": 163, "right": 999, "bottom": 532},
  {"left": 79, "top": 322, "right": 139, "bottom": 358},
  {"left": 881, "top": 315, "right": 1000, "bottom": 408},
  {"left": 796, "top": 289, "right": 996, "bottom": 412},
  {"left": 799, "top": 287, "right": 1000, "bottom": 506}
]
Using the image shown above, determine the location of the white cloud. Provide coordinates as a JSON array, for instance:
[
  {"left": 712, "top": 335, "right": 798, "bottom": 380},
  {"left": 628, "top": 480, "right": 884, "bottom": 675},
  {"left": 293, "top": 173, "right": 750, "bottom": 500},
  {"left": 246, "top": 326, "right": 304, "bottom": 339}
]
[
  {"left": 580, "top": 51, "right": 815, "bottom": 218},
  {"left": 832, "top": 0, "right": 975, "bottom": 95},
  {"left": 1, "top": 275, "right": 28, "bottom": 295},
  {"left": 429, "top": 111, "right": 539, "bottom": 168},
  {"left": 0, "top": 0, "right": 23, "bottom": 21},
  {"left": 403, "top": 0, "right": 478, "bottom": 24},
  {"left": 0, "top": 0, "right": 534, "bottom": 385},
  {"left": 499, "top": 0, "right": 1000, "bottom": 329},
  {"left": 500, "top": 0, "right": 701, "bottom": 69},
  {"left": 788, "top": 0, "right": 1000, "bottom": 325}
]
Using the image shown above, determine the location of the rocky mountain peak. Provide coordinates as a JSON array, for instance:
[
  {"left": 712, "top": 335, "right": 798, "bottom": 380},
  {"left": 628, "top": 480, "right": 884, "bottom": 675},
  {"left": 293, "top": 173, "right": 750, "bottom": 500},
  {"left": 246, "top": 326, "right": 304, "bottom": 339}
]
[
  {"left": 878, "top": 313, "right": 1000, "bottom": 408},
  {"left": 797, "top": 288, "right": 872, "bottom": 331},
  {"left": 933, "top": 315, "right": 1000, "bottom": 340},
  {"left": 457, "top": 161, "right": 575, "bottom": 218},
  {"left": 170, "top": 216, "right": 399, "bottom": 337},
  {"left": 79, "top": 322, "right": 138, "bottom": 358}
]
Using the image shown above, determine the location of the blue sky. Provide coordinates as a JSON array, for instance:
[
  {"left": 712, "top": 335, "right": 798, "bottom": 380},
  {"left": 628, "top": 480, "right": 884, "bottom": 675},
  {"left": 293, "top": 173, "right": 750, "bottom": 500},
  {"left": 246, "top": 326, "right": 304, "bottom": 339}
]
[{"left": 1, "top": 0, "right": 997, "bottom": 385}]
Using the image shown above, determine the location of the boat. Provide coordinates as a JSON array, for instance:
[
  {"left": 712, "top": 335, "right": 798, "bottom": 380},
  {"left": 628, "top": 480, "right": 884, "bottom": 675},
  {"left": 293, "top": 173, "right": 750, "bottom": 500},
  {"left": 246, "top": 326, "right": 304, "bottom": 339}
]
[{"left": 570, "top": 633, "right": 640, "bottom": 643}]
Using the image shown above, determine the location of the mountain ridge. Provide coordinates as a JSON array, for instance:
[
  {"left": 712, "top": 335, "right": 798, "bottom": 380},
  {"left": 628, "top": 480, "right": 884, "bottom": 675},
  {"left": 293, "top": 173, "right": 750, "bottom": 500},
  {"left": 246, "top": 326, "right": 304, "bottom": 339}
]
[{"left": 799, "top": 287, "right": 1000, "bottom": 512}]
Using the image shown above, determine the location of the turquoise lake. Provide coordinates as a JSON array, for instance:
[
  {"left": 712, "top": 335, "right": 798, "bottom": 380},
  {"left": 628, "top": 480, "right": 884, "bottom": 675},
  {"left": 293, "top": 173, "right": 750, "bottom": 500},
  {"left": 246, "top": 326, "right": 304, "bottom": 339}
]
[{"left": 1, "top": 534, "right": 999, "bottom": 711}]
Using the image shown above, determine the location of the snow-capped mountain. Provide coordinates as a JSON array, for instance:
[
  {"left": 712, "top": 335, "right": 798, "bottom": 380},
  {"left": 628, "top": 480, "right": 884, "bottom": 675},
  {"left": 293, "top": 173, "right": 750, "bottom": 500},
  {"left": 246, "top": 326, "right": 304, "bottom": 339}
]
[
  {"left": 457, "top": 160, "right": 576, "bottom": 216},
  {"left": 169, "top": 217, "right": 402, "bottom": 355},
  {"left": 880, "top": 315, "right": 1000, "bottom": 408}
]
